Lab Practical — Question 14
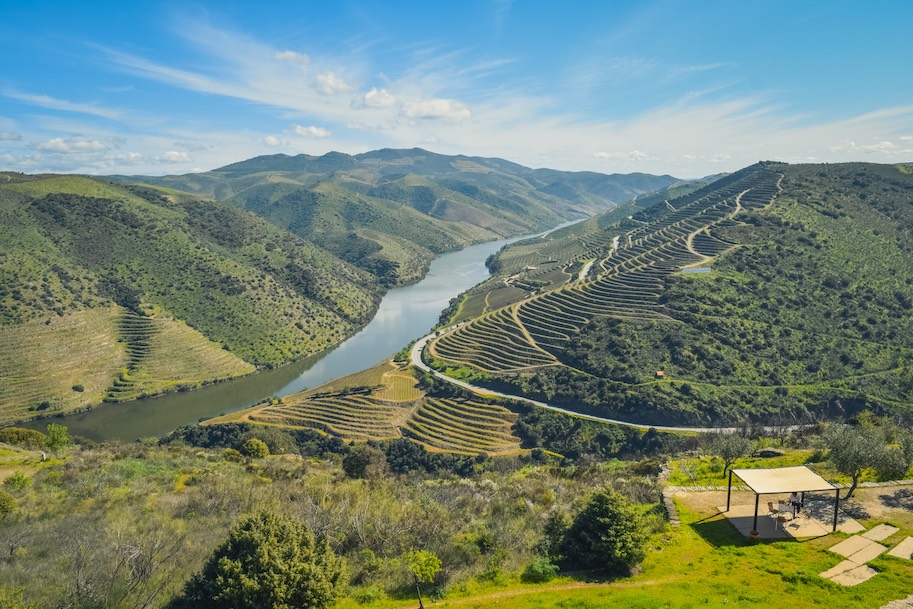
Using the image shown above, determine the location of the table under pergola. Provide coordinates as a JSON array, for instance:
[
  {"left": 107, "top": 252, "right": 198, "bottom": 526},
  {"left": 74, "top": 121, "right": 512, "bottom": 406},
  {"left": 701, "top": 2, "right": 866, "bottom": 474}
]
[{"left": 726, "top": 465, "right": 840, "bottom": 534}]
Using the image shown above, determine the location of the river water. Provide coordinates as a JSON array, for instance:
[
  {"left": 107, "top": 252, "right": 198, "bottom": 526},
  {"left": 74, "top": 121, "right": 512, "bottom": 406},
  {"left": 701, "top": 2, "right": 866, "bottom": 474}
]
[{"left": 39, "top": 225, "right": 572, "bottom": 441}]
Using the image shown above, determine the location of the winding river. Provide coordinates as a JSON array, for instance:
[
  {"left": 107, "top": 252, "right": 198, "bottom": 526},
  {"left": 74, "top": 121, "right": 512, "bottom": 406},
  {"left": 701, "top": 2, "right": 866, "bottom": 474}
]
[{"left": 40, "top": 224, "right": 576, "bottom": 441}]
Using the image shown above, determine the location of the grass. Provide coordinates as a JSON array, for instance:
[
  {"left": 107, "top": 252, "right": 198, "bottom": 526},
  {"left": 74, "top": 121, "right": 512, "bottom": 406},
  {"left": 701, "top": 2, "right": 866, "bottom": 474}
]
[{"left": 338, "top": 486, "right": 913, "bottom": 609}]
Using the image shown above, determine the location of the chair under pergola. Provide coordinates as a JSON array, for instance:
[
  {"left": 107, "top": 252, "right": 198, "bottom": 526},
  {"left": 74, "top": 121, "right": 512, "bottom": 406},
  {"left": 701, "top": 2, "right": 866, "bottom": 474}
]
[{"left": 726, "top": 465, "right": 840, "bottom": 535}]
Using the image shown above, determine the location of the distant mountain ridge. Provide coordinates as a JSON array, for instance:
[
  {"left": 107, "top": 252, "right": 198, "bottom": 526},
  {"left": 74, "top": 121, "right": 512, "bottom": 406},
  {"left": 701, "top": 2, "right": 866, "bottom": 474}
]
[{"left": 112, "top": 148, "right": 678, "bottom": 287}]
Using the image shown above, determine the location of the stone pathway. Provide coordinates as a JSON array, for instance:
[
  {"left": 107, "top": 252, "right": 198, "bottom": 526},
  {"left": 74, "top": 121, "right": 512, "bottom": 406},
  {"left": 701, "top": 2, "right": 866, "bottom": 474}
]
[
  {"left": 863, "top": 524, "right": 899, "bottom": 541},
  {"left": 887, "top": 537, "right": 913, "bottom": 560},
  {"left": 821, "top": 524, "right": 909, "bottom": 586},
  {"left": 880, "top": 595, "right": 913, "bottom": 609}
]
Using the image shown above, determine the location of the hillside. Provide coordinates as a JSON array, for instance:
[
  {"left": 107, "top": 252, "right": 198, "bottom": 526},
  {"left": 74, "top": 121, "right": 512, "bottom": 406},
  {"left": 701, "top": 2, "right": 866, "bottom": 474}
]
[
  {"left": 0, "top": 174, "right": 380, "bottom": 424},
  {"left": 425, "top": 162, "right": 913, "bottom": 426},
  {"left": 111, "top": 148, "right": 678, "bottom": 287}
]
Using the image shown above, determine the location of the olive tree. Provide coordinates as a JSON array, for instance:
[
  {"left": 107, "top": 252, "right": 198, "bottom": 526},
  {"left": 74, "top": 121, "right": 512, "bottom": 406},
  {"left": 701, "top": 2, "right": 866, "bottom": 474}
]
[{"left": 827, "top": 423, "right": 913, "bottom": 499}]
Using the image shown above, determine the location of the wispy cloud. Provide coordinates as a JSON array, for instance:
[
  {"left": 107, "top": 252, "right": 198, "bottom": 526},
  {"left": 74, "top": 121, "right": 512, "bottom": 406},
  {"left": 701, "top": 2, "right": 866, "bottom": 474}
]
[
  {"left": 292, "top": 124, "right": 331, "bottom": 138},
  {"left": 3, "top": 89, "right": 122, "bottom": 119},
  {"left": 0, "top": 131, "right": 21, "bottom": 141}
]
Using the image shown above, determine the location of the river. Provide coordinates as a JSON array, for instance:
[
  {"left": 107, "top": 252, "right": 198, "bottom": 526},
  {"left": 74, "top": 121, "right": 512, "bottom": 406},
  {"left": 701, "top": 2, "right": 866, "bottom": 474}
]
[{"left": 38, "top": 223, "right": 576, "bottom": 441}]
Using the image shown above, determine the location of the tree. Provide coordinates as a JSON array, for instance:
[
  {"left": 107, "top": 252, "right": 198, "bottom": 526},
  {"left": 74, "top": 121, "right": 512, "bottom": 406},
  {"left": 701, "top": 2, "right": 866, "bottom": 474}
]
[
  {"left": 342, "top": 444, "right": 387, "bottom": 479},
  {"left": 561, "top": 488, "right": 647, "bottom": 575},
  {"left": 710, "top": 432, "right": 752, "bottom": 477},
  {"left": 45, "top": 423, "right": 69, "bottom": 453},
  {"left": 827, "top": 422, "right": 913, "bottom": 499},
  {"left": 174, "top": 511, "right": 344, "bottom": 609},
  {"left": 240, "top": 438, "right": 269, "bottom": 459},
  {"left": 404, "top": 549, "right": 441, "bottom": 609}
]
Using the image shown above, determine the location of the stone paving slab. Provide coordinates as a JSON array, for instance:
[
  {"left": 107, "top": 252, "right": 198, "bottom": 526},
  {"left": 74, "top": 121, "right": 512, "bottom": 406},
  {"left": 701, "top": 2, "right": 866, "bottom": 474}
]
[
  {"left": 819, "top": 559, "right": 858, "bottom": 579},
  {"left": 830, "top": 535, "right": 877, "bottom": 558},
  {"left": 830, "top": 564, "right": 878, "bottom": 586},
  {"left": 879, "top": 594, "right": 913, "bottom": 608},
  {"left": 847, "top": 540, "right": 887, "bottom": 564},
  {"left": 863, "top": 524, "right": 900, "bottom": 541},
  {"left": 887, "top": 537, "right": 913, "bottom": 560},
  {"left": 838, "top": 519, "right": 866, "bottom": 534}
]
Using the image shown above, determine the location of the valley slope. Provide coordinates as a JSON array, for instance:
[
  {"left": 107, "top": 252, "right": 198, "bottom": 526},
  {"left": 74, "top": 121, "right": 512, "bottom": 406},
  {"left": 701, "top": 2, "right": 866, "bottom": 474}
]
[
  {"left": 425, "top": 162, "right": 913, "bottom": 426},
  {"left": 113, "top": 148, "right": 677, "bottom": 287},
  {"left": 0, "top": 174, "right": 380, "bottom": 424}
]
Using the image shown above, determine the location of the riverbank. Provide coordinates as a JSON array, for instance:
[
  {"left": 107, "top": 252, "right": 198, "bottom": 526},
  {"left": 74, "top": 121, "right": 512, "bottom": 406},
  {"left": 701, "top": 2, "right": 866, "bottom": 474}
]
[{"left": 24, "top": 221, "right": 584, "bottom": 441}]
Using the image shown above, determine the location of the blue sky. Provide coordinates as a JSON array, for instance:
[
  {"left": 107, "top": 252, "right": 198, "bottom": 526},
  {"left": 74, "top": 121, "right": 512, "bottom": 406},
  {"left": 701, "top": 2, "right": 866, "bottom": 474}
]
[{"left": 1, "top": 1, "right": 912, "bottom": 178}]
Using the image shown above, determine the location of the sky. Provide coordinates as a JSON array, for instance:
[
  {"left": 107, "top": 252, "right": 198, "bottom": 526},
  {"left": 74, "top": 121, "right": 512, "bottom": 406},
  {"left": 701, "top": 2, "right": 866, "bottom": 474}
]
[{"left": 1, "top": 1, "right": 912, "bottom": 179}]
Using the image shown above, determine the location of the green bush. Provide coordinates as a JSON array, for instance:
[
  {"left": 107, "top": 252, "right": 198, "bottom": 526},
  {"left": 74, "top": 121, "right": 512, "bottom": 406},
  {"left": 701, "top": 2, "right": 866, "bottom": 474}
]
[
  {"left": 240, "top": 438, "right": 269, "bottom": 459},
  {"left": 3, "top": 472, "right": 32, "bottom": 493},
  {"left": 0, "top": 491, "right": 14, "bottom": 518},
  {"left": 561, "top": 488, "right": 647, "bottom": 575},
  {"left": 521, "top": 557, "right": 559, "bottom": 583},
  {"left": 0, "top": 428, "right": 47, "bottom": 447},
  {"left": 173, "top": 511, "right": 344, "bottom": 609}
]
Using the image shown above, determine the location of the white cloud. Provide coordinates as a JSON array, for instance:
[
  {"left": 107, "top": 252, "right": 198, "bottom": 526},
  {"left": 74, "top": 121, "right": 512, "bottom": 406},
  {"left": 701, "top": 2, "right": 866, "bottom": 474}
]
[
  {"left": 353, "top": 87, "right": 397, "bottom": 109},
  {"left": 292, "top": 124, "right": 331, "bottom": 138},
  {"left": 3, "top": 89, "right": 121, "bottom": 119},
  {"left": 274, "top": 50, "right": 308, "bottom": 63},
  {"left": 0, "top": 131, "right": 21, "bottom": 141},
  {"left": 401, "top": 98, "right": 471, "bottom": 121},
  {"left": 315, "top": 71, "right": 353, "bottom": 95},
  {"left": 159, "top": 150, "right": 192, "bottom": 163},
  {"left": 263, "top": 135, "right": 286, "bottom": 146},
  {"left": 37, "top": 137, "right": 107, "bottom": 153},
  {"left": 862, "top": 140, "right": 896, "bottom": 153},
  {"left": 594, "top": 150, "right": 653, "bottom": 161},
  {"left": 900, "top": 136, "right": 913, "bottom": 142}
]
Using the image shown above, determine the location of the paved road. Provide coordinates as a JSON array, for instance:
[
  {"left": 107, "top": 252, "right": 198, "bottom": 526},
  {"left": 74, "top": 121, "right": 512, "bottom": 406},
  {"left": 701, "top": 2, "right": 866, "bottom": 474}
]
[{"left": 410, "top": 329, "right": 804, "bottom": 434}]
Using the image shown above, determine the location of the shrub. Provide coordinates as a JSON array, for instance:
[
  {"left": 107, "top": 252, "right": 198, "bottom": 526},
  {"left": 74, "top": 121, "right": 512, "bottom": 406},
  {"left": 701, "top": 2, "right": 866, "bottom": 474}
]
[
  {"left": 0, "top": 491, "right": 14, "bottom": 518},
  {"left": 221, "top": 448, "right": 243, "bottom": 462},
  {"left": 342, "top": 444, "right": 388, "bottom": 479},
  {"left": 71, "top": 384, "right": 85, "bottom": 392},
  {"left": 240, "top": 438, "right": 269, "bottom": 459},
  {"left": 173, "top": 511, "right": 344, "bottom": 609},
  {"left": 561, "top": 488, "right": 647, "bottom": 575},
  {"left": 3, "top": 472, "right": 32, "bottom": 493},
  {"left": 521, "top": 557, "right": 559, "bottom": 583},
  {"left": 0, "top": 428, "right": 47, "bottom": 447}
]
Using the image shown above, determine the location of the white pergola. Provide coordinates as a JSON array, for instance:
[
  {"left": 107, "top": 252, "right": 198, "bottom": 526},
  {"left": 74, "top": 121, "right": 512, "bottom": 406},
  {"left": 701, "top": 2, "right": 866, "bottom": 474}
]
[{"left": 726, "top": 465, "right": 840, "bottom": 533}]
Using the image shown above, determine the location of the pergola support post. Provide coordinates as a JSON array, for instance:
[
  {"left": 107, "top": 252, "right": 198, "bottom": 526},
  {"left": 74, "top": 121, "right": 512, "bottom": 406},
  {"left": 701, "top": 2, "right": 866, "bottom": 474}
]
[
  {"left": 833, "top": 488, "right": 840, "bottom": 532},
  {"left": 752, "top": 493, "right": 759, "bottom": 532},
  {"left": 726, "top": 470, "right": 733, "bottom": 511}
]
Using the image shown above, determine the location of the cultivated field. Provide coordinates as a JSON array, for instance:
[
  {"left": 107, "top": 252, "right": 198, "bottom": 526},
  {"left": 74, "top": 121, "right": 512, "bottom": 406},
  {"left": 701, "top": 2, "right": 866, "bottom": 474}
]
[
  {"left": 429, "top": 167, "right": 782, "bottom": 374},
  {"left": 217, "top": 360, "right": 523, "bottom": 455}
]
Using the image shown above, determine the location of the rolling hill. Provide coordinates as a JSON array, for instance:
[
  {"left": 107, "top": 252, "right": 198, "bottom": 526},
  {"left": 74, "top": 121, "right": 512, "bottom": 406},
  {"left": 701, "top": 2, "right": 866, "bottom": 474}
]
[
  {"left": 111, "top": 148, "right": 678, "bottom": 287},
  {"left": 0, "top": 173, "right": 381, "bottom": 424},
  {"left": 425, "top": 162, "right": 913, "bottom": 426}
]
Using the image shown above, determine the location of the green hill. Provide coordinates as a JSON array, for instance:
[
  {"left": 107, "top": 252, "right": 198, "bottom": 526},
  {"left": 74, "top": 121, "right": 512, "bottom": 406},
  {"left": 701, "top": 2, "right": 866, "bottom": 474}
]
[
  {"left": 427, "top": 162, "right": 913, "bottom": 425},
  {"left": 0, "top": 174, "right": 380, "bottom": 424},
  {"left": 110, "top": 148, "right": 678, "bottom": 287}
]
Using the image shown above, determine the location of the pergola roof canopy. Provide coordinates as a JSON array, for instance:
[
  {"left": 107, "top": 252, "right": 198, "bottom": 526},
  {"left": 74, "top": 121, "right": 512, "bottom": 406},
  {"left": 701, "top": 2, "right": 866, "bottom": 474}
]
[{"left": 731, "top": 465, "right": 835, "bottom": 495}]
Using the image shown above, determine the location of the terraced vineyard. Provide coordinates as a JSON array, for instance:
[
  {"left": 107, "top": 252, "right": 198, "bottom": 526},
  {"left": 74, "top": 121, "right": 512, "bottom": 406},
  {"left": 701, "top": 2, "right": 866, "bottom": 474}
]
[
  {"left": 104, "top": 310, "right": 255, "bottom": 403},
  {"left": 429, "top": 165, "right": 782, "bottom": 373},
  {"left": 218, "top": 360, "right": 522, "bottom": 455}
]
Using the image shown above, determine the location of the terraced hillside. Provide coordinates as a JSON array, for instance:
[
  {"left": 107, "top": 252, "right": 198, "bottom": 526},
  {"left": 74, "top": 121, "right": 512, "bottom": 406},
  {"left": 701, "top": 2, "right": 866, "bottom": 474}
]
[
  {"left": 430, "top": 165, "right": 780, "bottom": 373},
  {"left": 0, "top": 173, "right": 379, "bottom": 423},
  {"left": 215, "top": 361, "right": 522, "bottom": 455},
  {"left": 427, "top": 162, "right": 913, "bottom": 426},
  {"left": 112, "top": 148, "right": 678, "bottom": 287}
]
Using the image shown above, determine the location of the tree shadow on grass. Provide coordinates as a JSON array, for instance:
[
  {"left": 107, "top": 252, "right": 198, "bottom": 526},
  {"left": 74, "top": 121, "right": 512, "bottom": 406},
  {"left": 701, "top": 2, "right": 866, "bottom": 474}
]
[{"left": 879, "top": 488, "right": 913, "bottom": 510}]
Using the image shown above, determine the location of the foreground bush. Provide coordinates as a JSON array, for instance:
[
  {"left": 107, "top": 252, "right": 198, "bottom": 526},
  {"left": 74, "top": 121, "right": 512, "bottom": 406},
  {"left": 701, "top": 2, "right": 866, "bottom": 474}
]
[
  {"left": 562, "top": 488, "right": 647, "bottom": 575},
  {"left": 172, "top": 511, "right": 344, "bottom": 609}
]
